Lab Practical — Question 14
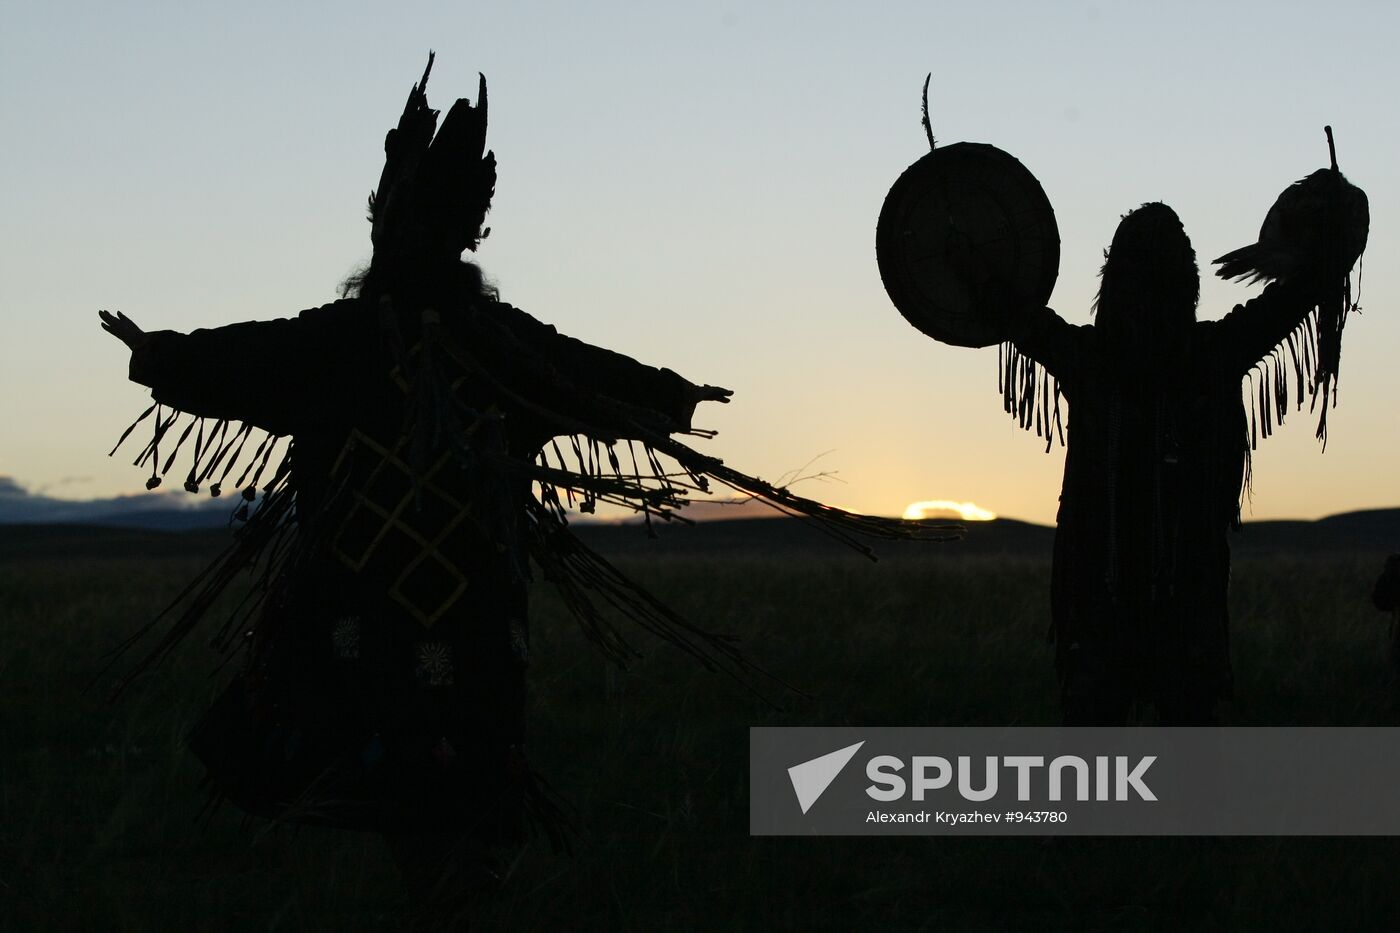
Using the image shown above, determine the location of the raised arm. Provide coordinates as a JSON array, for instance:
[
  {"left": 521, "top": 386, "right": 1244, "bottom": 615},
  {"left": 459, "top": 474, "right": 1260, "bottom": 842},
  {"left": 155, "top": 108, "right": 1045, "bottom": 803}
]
[
  {"left": 1203, "top": 274, "right": 1330, "bottom": 376},
  {"left": 1005, "top": 304, "right": 1091, "bottom": 382},
  {"left": 961, "top": 271, "right": 1089, "bottom": 382}
]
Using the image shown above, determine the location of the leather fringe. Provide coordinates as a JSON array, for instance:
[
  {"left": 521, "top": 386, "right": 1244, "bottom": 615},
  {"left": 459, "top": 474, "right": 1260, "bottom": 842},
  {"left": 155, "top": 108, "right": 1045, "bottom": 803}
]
[
  {"left": 1241, "top": 268, "right": 1358, "bottom": 506},
  {"left": 998, "top": 341, "right": 1064, "bottom": 453},
  {"left": 111, "top": 407, "right": 286, "bottom": 503}
]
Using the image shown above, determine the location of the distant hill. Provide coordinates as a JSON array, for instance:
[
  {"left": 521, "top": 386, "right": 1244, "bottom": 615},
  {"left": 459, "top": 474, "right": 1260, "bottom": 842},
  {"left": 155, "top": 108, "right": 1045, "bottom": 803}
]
[
  {"left": 568, "top": 515, "right": 1053, "bottom": 558},
  {"left": 78, "top": 506, "right": 242, "bottom": 531},
  {"left": 0, "top": 477, "right": 231, "bottom": 530},
  {"left": 4, "top": 509, "right": 1396, "bottom": 564},
  {"left": 571, "top": 508, "right": 1400, "bottom": 559},
  {"left": 1227, "top": 509, "right": 1400, "bottom": 555}
]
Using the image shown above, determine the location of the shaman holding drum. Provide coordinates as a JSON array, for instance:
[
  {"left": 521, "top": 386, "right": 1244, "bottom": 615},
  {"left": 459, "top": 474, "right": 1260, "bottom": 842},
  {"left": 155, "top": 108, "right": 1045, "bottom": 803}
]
[{"left": 879, "top": 130, "right": 1367, "bottom": 724}]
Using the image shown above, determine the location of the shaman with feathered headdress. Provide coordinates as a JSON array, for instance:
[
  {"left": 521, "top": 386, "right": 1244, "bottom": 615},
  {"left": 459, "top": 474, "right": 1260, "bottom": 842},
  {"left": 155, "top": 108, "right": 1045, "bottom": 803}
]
[{"left": 98, "top": 55, "right": 943, "bottom": 881}]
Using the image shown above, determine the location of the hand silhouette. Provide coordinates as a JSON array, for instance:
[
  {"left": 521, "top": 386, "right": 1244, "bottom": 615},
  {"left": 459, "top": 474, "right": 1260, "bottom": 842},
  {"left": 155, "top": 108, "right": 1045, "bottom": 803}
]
[
  {"left": 690, "top": 383, "right": 733, "bottom": 406},
  {"left": 98, "top": 310, "right": 149, "bottom": 352}
]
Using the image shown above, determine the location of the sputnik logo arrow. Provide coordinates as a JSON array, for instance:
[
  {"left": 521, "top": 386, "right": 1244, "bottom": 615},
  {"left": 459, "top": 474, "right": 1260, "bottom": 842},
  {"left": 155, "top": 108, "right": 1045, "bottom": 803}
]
[{"left": 787, "top": 741, "right": 866, "bottom": 814}]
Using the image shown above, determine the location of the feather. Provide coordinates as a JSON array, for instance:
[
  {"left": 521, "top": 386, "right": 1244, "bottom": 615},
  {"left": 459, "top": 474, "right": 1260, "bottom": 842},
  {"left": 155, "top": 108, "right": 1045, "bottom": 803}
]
[
  {"left": 1213, "top": 168, "right": 1368, "bottom": 284},
  {"left": 368, "top": 52, "right": 440, "bottom": 245},
  {"left": 368, "top": 57, "right": 498, "bottom": 263}
]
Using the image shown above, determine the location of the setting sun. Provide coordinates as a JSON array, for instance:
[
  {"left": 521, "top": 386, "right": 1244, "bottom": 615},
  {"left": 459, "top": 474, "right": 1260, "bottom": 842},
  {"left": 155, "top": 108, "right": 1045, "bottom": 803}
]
[{"left": 902, "top": 500, "right": 998, "bottom": 522}]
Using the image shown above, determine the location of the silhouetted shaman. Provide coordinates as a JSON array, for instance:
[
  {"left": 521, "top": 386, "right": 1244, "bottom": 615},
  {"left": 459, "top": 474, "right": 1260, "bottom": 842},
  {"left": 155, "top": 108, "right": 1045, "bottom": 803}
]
[
  {"left": 100, "top": 56, "right": 947, "bottom": 857},
  {"left": 879, "top": 119, "right": 1366, "bottom": 725}
]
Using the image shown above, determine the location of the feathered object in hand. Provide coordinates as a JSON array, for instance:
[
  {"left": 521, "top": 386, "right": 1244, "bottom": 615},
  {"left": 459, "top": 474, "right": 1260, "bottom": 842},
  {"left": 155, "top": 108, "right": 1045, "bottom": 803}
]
[
  {"left": 1213, "top": 166, "right": 1368, "bottom": 285},
  {"left": 1213, "top": 127, "right": 1369, "bottom": 446}
]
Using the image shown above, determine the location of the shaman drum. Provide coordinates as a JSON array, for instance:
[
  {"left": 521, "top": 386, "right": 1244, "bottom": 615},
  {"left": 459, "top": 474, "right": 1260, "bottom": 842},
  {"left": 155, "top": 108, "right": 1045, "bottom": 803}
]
[{"left": 876, "top": 142, "right": 1060, "bottom": 348}]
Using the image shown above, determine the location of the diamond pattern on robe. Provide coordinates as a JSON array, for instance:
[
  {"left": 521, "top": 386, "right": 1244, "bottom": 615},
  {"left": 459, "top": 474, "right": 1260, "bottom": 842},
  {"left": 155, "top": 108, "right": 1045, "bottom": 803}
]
[{"left": 330, "top": 428, "right": 503, "bottom": 629}]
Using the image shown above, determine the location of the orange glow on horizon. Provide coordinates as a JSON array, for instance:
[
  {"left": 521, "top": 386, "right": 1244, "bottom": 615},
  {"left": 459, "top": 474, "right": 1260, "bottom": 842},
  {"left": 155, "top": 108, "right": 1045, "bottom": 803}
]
[{"left": 902, "top": 500, "right": 998, "bottom": 522}]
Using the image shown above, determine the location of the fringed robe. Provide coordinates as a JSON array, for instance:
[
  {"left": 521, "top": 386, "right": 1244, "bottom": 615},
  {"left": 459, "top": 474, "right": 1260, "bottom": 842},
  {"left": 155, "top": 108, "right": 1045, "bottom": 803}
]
[
  {"left": 1008, "top": 277, "right": 1326, "bottom": 709},
  {"left": 126, "top": 295, "right": 699, "bottom": 840}
]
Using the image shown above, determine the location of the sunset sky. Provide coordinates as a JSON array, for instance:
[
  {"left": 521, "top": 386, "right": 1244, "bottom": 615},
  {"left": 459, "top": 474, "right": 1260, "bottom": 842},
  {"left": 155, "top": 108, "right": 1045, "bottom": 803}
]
[{"left": 3, "top": 1, "right": 1397, "bottom": 526}]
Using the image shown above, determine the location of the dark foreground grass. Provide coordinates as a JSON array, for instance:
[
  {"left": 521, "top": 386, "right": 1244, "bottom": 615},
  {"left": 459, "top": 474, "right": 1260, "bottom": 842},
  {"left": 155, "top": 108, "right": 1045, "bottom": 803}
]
[{"left": 2, "top": 548, "right": 1398, "bottom": 931}]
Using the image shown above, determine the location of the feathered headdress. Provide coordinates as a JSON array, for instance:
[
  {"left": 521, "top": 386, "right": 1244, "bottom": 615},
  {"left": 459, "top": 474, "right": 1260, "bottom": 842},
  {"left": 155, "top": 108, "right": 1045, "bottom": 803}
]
[{"left": 367, "top": 52, "right": 497, "bottom": 272}]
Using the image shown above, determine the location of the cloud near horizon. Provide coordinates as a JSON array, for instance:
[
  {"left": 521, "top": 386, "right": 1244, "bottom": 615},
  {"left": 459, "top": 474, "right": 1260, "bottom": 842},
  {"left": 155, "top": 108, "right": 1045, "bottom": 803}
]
[{"left": 0, "top": 474, "right": 225, "bottom": 524}]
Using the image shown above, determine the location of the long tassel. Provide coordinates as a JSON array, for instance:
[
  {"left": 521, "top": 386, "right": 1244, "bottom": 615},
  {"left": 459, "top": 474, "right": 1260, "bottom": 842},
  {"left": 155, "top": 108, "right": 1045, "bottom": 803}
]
[
  {"left": 195, "top": 420, "right": 232, "bottom": 492},
  {"left": 182, "top": 418, "right": 206, "bottom": 493},
  {"left": 159, "top": 416, "right": 201, "bottom": 477},
  {"left": 99, "top": 446, "right": 307, "bottom": 696},
  {"left": 1240, "top": 280, "right": 1355, "bottom": 454},
  {"left": 1237, "top": 265, "right": 1359, "bottom": 510},
  {"left": 998, "top": 341, "right": 1065, "bottom": 453},
  {"left": 134, "top": 406, "right": 181, "bottom": 489},
  {"left": 525, "top": 497, "right": 798, "bottom": 704},
  {"left": 111, "top": 405, "right": 290, "bottom": 503},
  {"left": 108, "top": 403, "right": 157, "bottom": 456},
  {"left": 213, "top": 423, "right": 256, "bottom": 495}
]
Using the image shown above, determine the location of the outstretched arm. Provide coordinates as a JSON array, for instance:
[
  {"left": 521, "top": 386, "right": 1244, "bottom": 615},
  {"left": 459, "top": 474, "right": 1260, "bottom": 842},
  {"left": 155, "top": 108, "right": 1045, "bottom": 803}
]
[
  {"left": 99, "top": 301, "right": 353, "bottom": 435},
  {"left": 485, "top": 302, "right": 729, "bottom": 432}
]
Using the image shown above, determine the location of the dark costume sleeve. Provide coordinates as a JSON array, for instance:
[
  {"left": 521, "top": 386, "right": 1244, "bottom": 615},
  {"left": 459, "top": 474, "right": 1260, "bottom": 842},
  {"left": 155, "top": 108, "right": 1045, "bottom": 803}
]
[
  {"left": 1006, "top": 305, "right": 1092, "bottom": 381},
  {"left": 128, "top": 300, "right": 357, "bottom": 436},
  {"left": 1203, "top": 276, "right": 1329, "bottom": 376},
  {"left": 487, "top": 302, "right": 701, "bottom": 431}
]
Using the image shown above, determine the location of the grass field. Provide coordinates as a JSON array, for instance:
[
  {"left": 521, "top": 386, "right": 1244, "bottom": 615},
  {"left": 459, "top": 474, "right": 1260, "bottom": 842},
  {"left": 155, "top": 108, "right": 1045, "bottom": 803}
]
[{"left": 3, "top": 542, "right": 1399, "bottom": 931}]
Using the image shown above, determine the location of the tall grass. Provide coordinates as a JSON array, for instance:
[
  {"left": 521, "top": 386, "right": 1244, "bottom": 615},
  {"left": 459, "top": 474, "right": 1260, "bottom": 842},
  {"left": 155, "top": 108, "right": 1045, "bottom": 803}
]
[{"left": 1, "top": 548, "right": 1397, "bottom": 930}]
